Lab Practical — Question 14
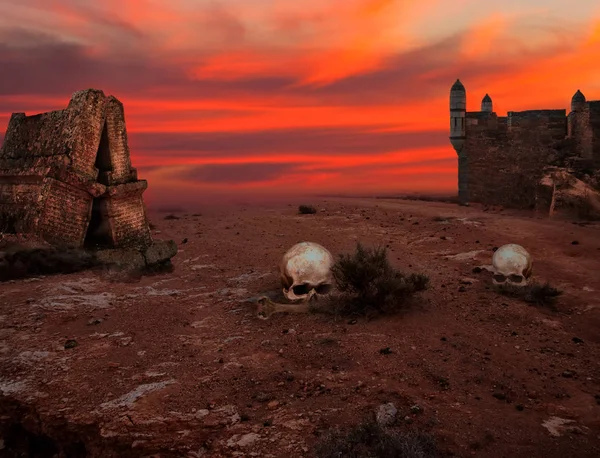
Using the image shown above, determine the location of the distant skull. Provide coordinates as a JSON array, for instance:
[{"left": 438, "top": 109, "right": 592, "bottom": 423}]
[
  {"left": 280, "top": 242, "right": 335, "bottom": 302},
  {"left": 491, "top": 243, "right": 532, "bottom": 286}
]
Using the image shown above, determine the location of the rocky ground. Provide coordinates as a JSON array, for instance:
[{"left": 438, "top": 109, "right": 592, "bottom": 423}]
[{"left": 1, "top": 197, "right": 599, "bottom": 457}]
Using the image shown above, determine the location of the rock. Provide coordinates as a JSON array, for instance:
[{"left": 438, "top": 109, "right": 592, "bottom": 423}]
[
  {"left": 94, "top": 248, "right": 145, "bottom": 269},
  {"left": 375, "top": 402, "right": 397, "bottom": 426},
  {"left": 195, "top": 409, "right": 210, "bottom": 419},
  {"left": 64, "top": 339, "right": 78, "bottom": 349},
  {"left": 235, "top": 433, "right": 260, "bottom": 447},
  {"left": 143, "top": 240, "right": 178, "bottom": 265}
]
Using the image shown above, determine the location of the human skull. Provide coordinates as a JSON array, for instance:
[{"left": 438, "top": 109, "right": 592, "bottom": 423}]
[
  {"left": 491, "top": 243, "right": 532, "bottom": 286},
  {"left": 280, "top": 242, "right": 335, "bottom": 301}
]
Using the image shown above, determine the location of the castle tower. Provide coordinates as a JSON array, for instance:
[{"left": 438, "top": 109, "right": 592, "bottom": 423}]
[
  {"left": 571, "top": 89, "right": 586, "bottom": 112},
  {"left": 481, "top": 93, "right": 492, "bottom": 112},
  {"left": 449, "top": 79, "right": 468, "bottom": 205}
]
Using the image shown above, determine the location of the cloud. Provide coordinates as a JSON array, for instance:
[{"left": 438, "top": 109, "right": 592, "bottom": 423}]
[
  {"left": 175, "top": 162, "right": 300, "bottom": 184},
  {"left": 1, "top": 0, "right": 600, "bottom": 202},
  {"left": 129, "top": 126, "right": 449, "bottom": 158}
]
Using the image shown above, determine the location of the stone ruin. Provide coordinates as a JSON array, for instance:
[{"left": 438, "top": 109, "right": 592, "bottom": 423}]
[{"left": 0, "top": 88, "right": 177, "bottom": 269}]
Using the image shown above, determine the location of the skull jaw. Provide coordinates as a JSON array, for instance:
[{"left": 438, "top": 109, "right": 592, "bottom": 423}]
[
  {"left": 283, "top": 287, "right": 312, "bottom": 302},
  {"left": 283, "top": 283, "right": 334, "bottom": 302},
  {"left": 258, "top": 290, "right": 317, "bottom": 319},
  {"left": 492, "top": 273, "right": 528, "bottom": 287}
]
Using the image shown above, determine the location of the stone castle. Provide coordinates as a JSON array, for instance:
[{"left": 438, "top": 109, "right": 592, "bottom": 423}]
[{"left": 449, "top": 79, "right": 600, "bottom": 208}]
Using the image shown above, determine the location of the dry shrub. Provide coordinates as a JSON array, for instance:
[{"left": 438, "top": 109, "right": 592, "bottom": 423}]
[
  {"left": 329, "top": 243, "right": 429, "bottom": 316},
  {"left": 299, "top": 205, "right": 317, "bottom": 214},
  {"left": 313, "top": 419, "right": 438, "bottom": 458},
  {"left": 494, "top": 281, "right": 562, "bottom": 310}
]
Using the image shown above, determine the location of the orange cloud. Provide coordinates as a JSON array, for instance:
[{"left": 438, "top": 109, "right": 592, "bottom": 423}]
[{"left": 2, "top": 0, "right": 600, "bottom": 204}]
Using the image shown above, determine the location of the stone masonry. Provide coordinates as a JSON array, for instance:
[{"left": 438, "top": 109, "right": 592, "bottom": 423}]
[
  {"left": 0, "top": 89, "right": 176, "bottom": 266},
  {"left": 449, "top": 80, "right": 600, "bottom": 208}
]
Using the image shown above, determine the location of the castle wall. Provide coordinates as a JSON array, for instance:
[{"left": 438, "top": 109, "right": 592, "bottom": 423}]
[
  {"left": 465, "top": 113, "right": 509, "bottom": 205},
  {"left": 568, "top": 106, "right": 593, "bottom": 161},
  {"left": 450, "top": 82, "right": 600, "bottom": 210},
  {"left": 465, "top": 110, "right": 566, "bottom": 207},
  {"left": 589, "top": 101, "right": 600, "bottom": 168}
]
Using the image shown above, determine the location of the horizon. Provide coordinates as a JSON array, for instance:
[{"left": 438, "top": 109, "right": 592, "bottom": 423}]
[{"left": 1, "top": 0, "right": 599, "bottom": 207}]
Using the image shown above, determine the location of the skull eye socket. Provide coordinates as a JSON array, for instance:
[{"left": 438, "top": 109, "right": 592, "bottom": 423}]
[
  {"left": 315, "top": 283, "right": 332, "bottom": 295},
  {"left": 509, "top": 274, "right": 524, "bottom": 284},
  {"left": 493, "top": 274, "right": 507, "bottom": 283},
  {"left": 292, "top": 284, "right": 311, "bottom": 296}
]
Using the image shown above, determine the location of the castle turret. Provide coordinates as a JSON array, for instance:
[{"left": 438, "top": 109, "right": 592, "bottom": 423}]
[
  {"left": 449, "top": 79, "right": 468, "bottom": 206},
  {"left": 481, "top": 93, "right": 492, "bottom": 112},
  {"left": 449, "top": 79, "right": 466, "bottom": 153},
  {"left": 571, "top": 89, "right": 586, "bottom": 112}
]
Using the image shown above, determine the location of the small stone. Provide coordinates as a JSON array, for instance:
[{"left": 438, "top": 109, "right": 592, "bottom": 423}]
[
  {"left": 267, "top": 400, "right": 280, "bottom": 409},
  {"left": 375, "top": 402, "right": 397, "bottom": 426},
  {"left": 195, "top": 409, "right": 210, "bottom": 419},
  {"left": 64, "top": 339, "right": 78, "bottom": 349},
  {"left": 410, "top": 404, "right": 422, "bottom": 414},
  {"left": 562, "top": 370, "right": 575, "bottom": 378}
]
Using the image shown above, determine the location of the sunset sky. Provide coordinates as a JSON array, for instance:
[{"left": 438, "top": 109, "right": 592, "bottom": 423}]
[{"left": 1, "top": 0, "right": 599, "bottom": 207}]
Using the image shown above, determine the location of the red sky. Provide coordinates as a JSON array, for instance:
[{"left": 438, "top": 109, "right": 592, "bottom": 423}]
[{"left": 1, "top": 0, "right": 599, "bottom": 207}]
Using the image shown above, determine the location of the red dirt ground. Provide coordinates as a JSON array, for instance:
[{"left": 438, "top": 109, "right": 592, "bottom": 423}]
[{"left": 1, "top": 197, "right": 600, "bottom": 457}]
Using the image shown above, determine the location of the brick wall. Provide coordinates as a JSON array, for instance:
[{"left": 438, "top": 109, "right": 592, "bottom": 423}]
[
  {"left": 104, "top": 194, "right": 152, "bottom": 248},
  {"left": 0, "top": 111, "right": 70, "bottom": 171},
  {"left": 589, "top": 102, "right": 600, "bottom": 168},
  {"left": 104, "top": 96, "right": 133, "bottom": 185},
  {"left": 466, "top": 110, "right": 566, "bottom": 207},
  {"left": 0, "top": 179, "right": 46, "bottom": 232},
  {"left": 65, "top": 89, "right": 107, "bottom": 180},
  {"left": 38, "top": 178, "right": 93, "bottom": 247},
  {"left": 569, "top": 107, "right": 593, "bottom": 161}
]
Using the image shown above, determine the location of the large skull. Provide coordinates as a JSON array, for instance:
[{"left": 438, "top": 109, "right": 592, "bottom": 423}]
[
  {"left": 280, "top": 242, "right": 335, "bottom": 301},
  {"left": 491, "top": 243, "right": 532, "bottom": 286}
]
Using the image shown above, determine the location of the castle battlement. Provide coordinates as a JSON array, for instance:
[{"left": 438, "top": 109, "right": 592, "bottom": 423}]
[{"left": 448, "top": 79, "right": 600, "bottom": 207}]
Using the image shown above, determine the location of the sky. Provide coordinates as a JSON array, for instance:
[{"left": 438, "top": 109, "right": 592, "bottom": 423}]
[{"left": 0, "top": 0, "right": 599, "bottom": 207}]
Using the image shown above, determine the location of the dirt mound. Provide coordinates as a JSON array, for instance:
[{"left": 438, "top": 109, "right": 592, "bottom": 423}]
[{"left": 541, "top": 167, "right": 600, "bottom": 219}]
